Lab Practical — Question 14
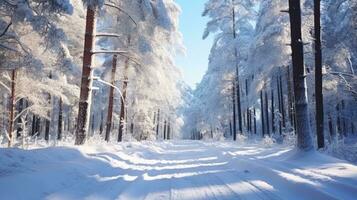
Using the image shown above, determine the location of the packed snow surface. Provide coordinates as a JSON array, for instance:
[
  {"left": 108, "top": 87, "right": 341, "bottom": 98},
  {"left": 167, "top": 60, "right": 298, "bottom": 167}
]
[{"left": 1, "top": 141, "right": 357, "bottom": 200}]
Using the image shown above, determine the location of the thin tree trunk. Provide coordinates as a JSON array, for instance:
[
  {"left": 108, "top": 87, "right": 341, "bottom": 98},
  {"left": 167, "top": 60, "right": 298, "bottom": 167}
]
[
  {"left": 279, "top": 74, "right": 286, "bottom": 128},
  {"left": 45, "top": 72, "right": 52, "bottom": 142},
  {"left": 75, "top": 6, "right": 97, "bottom": 145},
  {"left": 118, "top": 36, "right": 131, "bottom": 142},
  {"left": 57, "top": 97, "right": 63, "bottom": 140},
  {"left": 314, "top": 0, "right": 324, "bottom": 148},
  {"left": 232, "top": 1, "right": 243, "bottom": 135},
  {"left": 167, "top": 121, "right": 171, "bottom": 140},
  {"left": 229, "top": 121, "right": 233, "bottom": 136},
  {"left": 232, "top": 81, "right": 237, "bottom": 141},
  {"left": 236, "top": 69, "right": 243, "bottom": 135},
  {"left": 164, "top": 120, "right": 167, "bottom": 140},
  {"left": 260, "top": 90, "right": 266, "bottom": 137},
  {"left": 277, "top": 76, "right": 283, "bottom": 135},
  {"left": 271, "top": 89, "right": 275, "bottom": 134},
  {"left": 287, "top": 65, "right": 294, "bottom": 127},
  {"left": 253, "top": 107, "right": 257, "bottom": 134},
  {"left": 156, "top": 109, "right": 160, "bottom": 137},
  {"left": 265, "top": 90, "right": 270, "bottom": 136},
  {"left": 16, "top": 98, "right": 23, "bottom": 138},
  {"left": 105, "top": 55, "right": 117, "bottom": 142},
  {"left": 8, "top": 69, "right": 16, "bottom": 147},
  {"left": 91, "top": 113, "right": 95, "bottom": 136},
  {"left": 99, "top": 110, "right": 103, "bottom": 135},
  {"left": 288, "top": 0, "right": 313, "bottom": 149}
]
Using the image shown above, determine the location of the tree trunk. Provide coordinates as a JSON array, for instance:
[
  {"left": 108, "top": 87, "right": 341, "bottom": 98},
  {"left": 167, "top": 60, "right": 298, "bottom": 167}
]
[
  {"left": 105, "top": 55, "right": 117, "bottom": 142},
  {"left": 164, "top": 120, "right": 167, "bottom": 140},
  {"left": 288, "top": 0, "right": 313, "bottom": 150},
  {"left": 260, "top": 90, "right": 266, "bottom": 137},
  {"left": 156, "top": 109, "right": 160, "bottom": 137},
  {"left": 287, "top": 65, "right": 296, "bottom": 130},
  {"left": 314, "top": 0, "right": 324, "bottom": 149},
  {"left": 45, "top": 72, "right": 52, "bottom": 142},
  {"left": 279, "top": 74, "right": 286, "bottom": 128},
  {"left": 232, "top": 2, "right": 243, "bottom": 136},
  {"left": 118, "top": 36, "right": 131, "bottom": 142},
  {"left": 264, "top": 90, "right": 270, "bottom": 136},
  {"left": 253, "top": 108, "right": 257, "bottom": 134},
  {"left": 99, "top": 110, "right": 103, "bottom": 135},
  {"left": 236, "top": 69, "right": 243, "bottom": 135},
  {"left": 232, "top": 81, "right": 237, "bottom": 141},
  {"left": 277, "top": 76, "right": 283, "bottom": 135},
  {"left": 16, "top": 98, "right": 24, "bottom": 138},
  {"left": 75, "top": 6, "right": 97, "bottom": 145},
  {"left": 167, "top": 121, "right": 171, "bottom": 140},
  {"left": 229, "top": 121, "right": 233, "bottom": 136},
  {"left": 8, "top": 69, "right": 16, "bottom": 147},
  {"left": 271, "top": 89, "right": 275, "bottom": 134},
  {"left": 57, "top": 97, "right": 63, "bottom": 140},
  {"left": 91, "top": 113, "right": 95, "bottom": 136}
]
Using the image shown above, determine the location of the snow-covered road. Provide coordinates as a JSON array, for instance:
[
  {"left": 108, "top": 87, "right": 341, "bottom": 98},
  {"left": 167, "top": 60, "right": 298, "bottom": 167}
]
[{"left": 1, "top": 141, "right": 357, "bottom": 200}]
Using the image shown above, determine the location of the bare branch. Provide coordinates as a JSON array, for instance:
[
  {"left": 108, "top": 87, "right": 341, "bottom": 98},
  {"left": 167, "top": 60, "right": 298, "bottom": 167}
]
[
  {"left": 96, "top": 33, "right": 122, "bottom": 38},
  {"left": 0, "top": 22, "right": 12, "bottom": 38},
  {"left": 104, "top": 3, "right": 137, "bottom": 27},
  {"left": 0, "top": 80, "right": 11, "bottom": 92}
]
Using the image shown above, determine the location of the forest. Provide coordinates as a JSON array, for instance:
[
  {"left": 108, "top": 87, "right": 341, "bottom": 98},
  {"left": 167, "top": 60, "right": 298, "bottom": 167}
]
[{"left": 0, "top": 0, "right": 357, "bottom": 199}]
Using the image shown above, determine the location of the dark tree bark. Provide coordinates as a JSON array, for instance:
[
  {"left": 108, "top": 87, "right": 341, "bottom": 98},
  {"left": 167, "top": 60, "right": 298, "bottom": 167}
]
[
  {"left": 287, "top": 65, "right": 296, "bottom": 131},
  {"left": 45, "top": 72, "right": 52, "bottom": 142},
  {"left": 271, "top": 89, "right": 275, "bottom": 134},
  {"left": 99, "top": 110, "right": 103, "bottom": 135},
  {"left": 231, "top": 1, "right": 243, "bottom": 135},
  {"left": 314, "top": 0, "right": 324, "bottom": 149},
  {"left": 277, "top": 76, "right": 283, "bottom": 135},
  {"left": 328, "top": 114, "right": 335, "bottom": 141},
  {"left": 156, "top": 109, "right": 160, "bottom": 137},
  {"left": 245, "top": 79, "right": 248, "bottom": 96},
  {"left": 337, "top": 103, "right": 342, "bottom": 137},
  {"left": 253, "top": 107, "right": 257, "bottom": 134},
  {"left": 288, "top": 0, "right": 313, "bottom": 149},
  {"left": 167, "top": 121, "right": 171, "bottom": 140},
  {"left": 229, "top": 121, "right": 233, "bottom": 136},
  {"left": 164, "top": 120, "right": 167, "bottom": 140},
  {"left": 232, "top": 81, "right": 237, "bottom": 141},
  {"left": 91, "top": 113, "right": 95, "bottom": 136},
  {"left": 130, "top": 123, "right": 134, "bottom": 134},
  {"left": 279, "top": 74, "right": 286, "bottom": 128},
  {"left": 16, "top": 98, "right": 24, "bottom": 138},
  {"left": 31, "top": 115, "right": 36, "bottom": 136},
  {"left": 105, "top": 55, "right": 117, "bottom": 142},
  {"left": 8, "top": 69, "right": 16, "bottom": 147},
  {"left": 57, "top": 97, "right": 63, "bottom": 140},
  {"left": 236, "top": 69, "right": 243, "bottom": 135},
  {"left": 265, "top": 90, "right": 270, "bottom": 136},
  {"left": 76, "top": 6, "right": 97, "bottom": 145},
  {"left": 260, "top": 90, "right": 266, "bottom": 137}
]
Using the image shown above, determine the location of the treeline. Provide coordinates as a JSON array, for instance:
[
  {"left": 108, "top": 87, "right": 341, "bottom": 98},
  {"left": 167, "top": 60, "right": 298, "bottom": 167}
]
[
  {"left": 185, "top": 0, "right": 357, "bottom": 150},
  {"left": 0, "top": 0, "right": 184, "bottom": 147}
]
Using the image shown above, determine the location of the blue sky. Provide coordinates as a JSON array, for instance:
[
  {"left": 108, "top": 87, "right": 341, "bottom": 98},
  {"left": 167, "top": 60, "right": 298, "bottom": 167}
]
[{"left": 175, "top": 0, "right": 213, "bottom": 89}]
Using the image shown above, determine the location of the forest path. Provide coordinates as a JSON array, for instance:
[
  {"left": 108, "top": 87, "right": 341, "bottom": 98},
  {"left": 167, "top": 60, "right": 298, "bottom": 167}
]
[{"left": 1, "top": 141, "right": 357, "bottom": 200}]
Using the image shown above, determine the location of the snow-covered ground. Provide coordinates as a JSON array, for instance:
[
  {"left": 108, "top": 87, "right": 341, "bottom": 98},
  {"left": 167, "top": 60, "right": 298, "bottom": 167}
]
[{"left": 1, "top": 140, "right": 357, "bottom": 200}]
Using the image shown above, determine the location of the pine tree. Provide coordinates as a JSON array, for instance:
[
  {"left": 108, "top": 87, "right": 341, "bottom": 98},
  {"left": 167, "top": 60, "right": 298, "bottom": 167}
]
[
  {"left": 314, "top": 0, "right": 325, "bottom": 149},
  {"left": 288, "top": 0, "right": 313, "bottom": 150}
]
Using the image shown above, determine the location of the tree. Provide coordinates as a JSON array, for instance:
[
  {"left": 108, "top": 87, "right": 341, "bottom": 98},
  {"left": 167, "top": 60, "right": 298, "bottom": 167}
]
[
  {"left": 288, "top": 0, "right": 313, "bottom": 150},
  {"left": 75, "top": 3, "right": 97, "bottom": 145},
  {"left": 105, "top": 55, "right": 117, "bottom": 142},
  {"left": 314, "top": 0, "right": 324, "bottom": 149}
]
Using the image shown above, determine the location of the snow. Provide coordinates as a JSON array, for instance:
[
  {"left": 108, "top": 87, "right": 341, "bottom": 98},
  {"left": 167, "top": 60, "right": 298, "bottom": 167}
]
[{"left": 1, "top": 141, "right": 357, "bottom": 200}]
